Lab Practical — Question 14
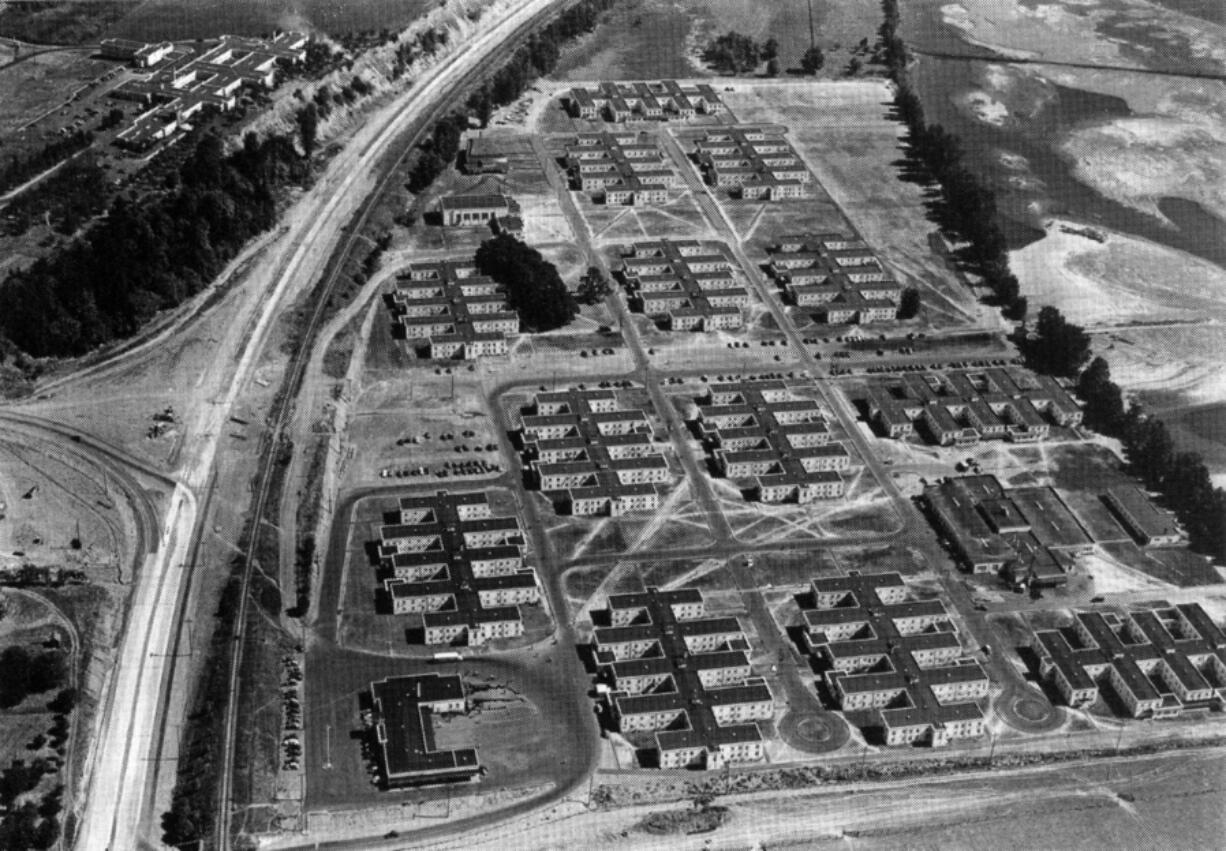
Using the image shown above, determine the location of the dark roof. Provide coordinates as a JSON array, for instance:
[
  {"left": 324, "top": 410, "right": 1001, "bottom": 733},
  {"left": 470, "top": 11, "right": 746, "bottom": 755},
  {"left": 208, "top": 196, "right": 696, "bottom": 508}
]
[{"left": 370, "top": 675, "right": 480, "bottom": 783}]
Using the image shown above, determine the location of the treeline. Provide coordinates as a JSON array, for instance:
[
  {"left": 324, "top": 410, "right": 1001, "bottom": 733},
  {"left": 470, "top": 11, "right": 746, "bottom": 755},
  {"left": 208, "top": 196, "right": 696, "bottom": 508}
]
[
  {"left": 1022, "top": 307, "right": 1226, "bottom": 561},
  {"left": 405, "top": 0, "right": 614, "bottom": 194},
  {"left": 0, "top": 131, "right": 308, "bottom": 358},
  {"left": 880, "top": 0, "right": 1026, "bottom": 319},
  {"left": 475, "top": 234, "right": 577, "bottom": 330},
  {"left": 0, "top": 130, "right": 93, "bottom": 196}
]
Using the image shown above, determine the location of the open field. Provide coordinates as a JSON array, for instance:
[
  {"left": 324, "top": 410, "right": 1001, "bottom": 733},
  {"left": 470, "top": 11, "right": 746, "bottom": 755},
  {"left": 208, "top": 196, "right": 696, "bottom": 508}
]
[
  {"left": 0, "top": 50, "right": 117, "bottom": 138},
  {"left": 1011, "top": 219, "right": 1226, "bottom": 328},
  {"left": 344, "top": 362, "right": 508, "bottom": 487}
]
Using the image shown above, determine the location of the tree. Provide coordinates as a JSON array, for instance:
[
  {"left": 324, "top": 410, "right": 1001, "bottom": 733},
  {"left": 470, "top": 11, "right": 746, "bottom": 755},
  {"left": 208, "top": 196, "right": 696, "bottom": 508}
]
[
  {"left": 846, "top": 56, "right": 863, "bottom": 76},
  {"left": 296, "top": 103, "right": 318, "bottom": 156},
  {"left": 1025, "top": 306, "right": 1091, "bottom": 376},
  {"left": 577, "top": 266, "right": 612, "bottom": 304},
  {"left": 703, "top": 31, "right": 761, "bottom": 74},
  {"left": 896, "top": 287, "right": 920, "bottom": 319},
  {"left": 1077, "top": 357, "right": 1125, "bottom": 432},
  {"left": 800, "top": 45, "right": 825, "bottom": 74},
  {"left": 407, "top": 150, "right": 445, "bottom": 192},
  {"left": 766, "top": 58, "right": 781, "bottom": 77},
  {"left": 1123, "top": 413, "right": 1175, "bottom": 489},
  {"left": 474, "top": 235, "right": 577, "bottom": 330},
  {"left": 1002, "top": 295, "right": 1028, "bottom": 321},
  {"left": 760, "top": 37, "right": 779, "bottom": 62}
]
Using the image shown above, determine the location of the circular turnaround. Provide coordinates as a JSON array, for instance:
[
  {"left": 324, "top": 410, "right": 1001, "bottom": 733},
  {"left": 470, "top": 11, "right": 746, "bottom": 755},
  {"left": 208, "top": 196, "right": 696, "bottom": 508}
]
[
  {"left": 1012, "top": 695, "right": 1051, "bottom": 724},
  {"left": 778, "top": 710, "right": 849, "bottom": 754}
]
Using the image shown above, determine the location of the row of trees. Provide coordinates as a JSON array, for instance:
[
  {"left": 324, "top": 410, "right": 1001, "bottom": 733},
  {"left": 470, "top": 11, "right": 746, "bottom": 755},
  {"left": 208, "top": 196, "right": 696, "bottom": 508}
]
[
  {"left": 0, "top": 130, "right": 93, "bottom": 195},
  {"left": 0, "top": 131, "right": 308, "bottom": 357},
  {"left": 880, "top": 0, "right": 1026, "bottom": 320},
  {"left": 475, "top": 234, "right": 577, "bottom": 330},
  {"left": 1021, "top": 308, "right": 1226, "bottom": 560}
]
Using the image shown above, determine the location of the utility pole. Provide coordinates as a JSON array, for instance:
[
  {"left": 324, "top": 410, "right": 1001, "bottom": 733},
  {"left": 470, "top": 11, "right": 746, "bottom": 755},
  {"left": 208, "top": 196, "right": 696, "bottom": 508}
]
[{"left": 807, "top": 0, "right": 816, "bottom": 49}]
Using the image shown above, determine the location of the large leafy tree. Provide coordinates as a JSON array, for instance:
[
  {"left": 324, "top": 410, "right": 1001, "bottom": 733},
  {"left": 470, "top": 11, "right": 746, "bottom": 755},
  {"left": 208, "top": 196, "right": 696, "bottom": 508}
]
[{"left": 474, "top": 235, "right": 577, "bottom": 331}]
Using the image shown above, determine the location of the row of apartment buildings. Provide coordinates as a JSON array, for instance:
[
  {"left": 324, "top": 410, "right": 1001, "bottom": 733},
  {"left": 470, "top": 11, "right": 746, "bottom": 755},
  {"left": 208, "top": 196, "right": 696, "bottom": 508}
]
[
  {"left": 617, "top": 239, "right": 750, "bottom": 331},
  {"left": 591, "top": 587, "right": 773, "bottom": 769},
  {"left": 766, "top": 233, "right": 903, "bottom": 325},
  {"left": 517, "top": 387, "right": 669, "bottom": 517},
  {"left": 390, "top": 258, "right": 520, "bottom": 360},
  {"left": 565, "top": 131, "right": 680, "bottom": 205},
  {"left": 691, "top": 127, "right": 810, "bottom": 200},
  {"left": 864, "top": 367, "right": 1084, "bottom": 447},
  {"left": 687, "top": 379, "right": 848, "bottom": 503},
  {"left": 1034, "top": 605, "right": 1226, "bottom": 719},
  {"left": 376, "top": 491, "right": 541, "bottom": 646},
  {"left": 801, "top": 572, "right": 989, "bottom": 747},
  {"left": 565, "top": 80, "right": 726, "bottom": 122}
]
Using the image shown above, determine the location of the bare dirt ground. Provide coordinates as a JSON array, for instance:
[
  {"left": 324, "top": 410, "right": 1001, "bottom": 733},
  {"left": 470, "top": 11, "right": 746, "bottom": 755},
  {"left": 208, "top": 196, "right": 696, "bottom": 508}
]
[{"left": 1010, "top": 218, "right": 1226, "bottom": 327}]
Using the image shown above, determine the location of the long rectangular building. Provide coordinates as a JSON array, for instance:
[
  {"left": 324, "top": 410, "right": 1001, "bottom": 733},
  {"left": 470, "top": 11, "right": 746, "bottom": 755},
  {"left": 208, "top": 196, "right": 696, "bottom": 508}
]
[
  {"left": 592, "top": 587, "right": 772, "bottom": 769},
  {"left": 688, "top": 379, "right": 847, "bottom": 503},
  {"left": 1033, "top": 605, "right": 1226, "bottom": 718},
  {"left": 1102, "top": 485, "right": 1183, "bottom": 546},
  {"left": 802, "top": 572, "right": 988, "bottom": 746},
  {"left": 377, "top": 490, "right": 540, "bottom": 646},
  {"left": 518, "top": 387, "right": 669, "bottom": 516}
]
